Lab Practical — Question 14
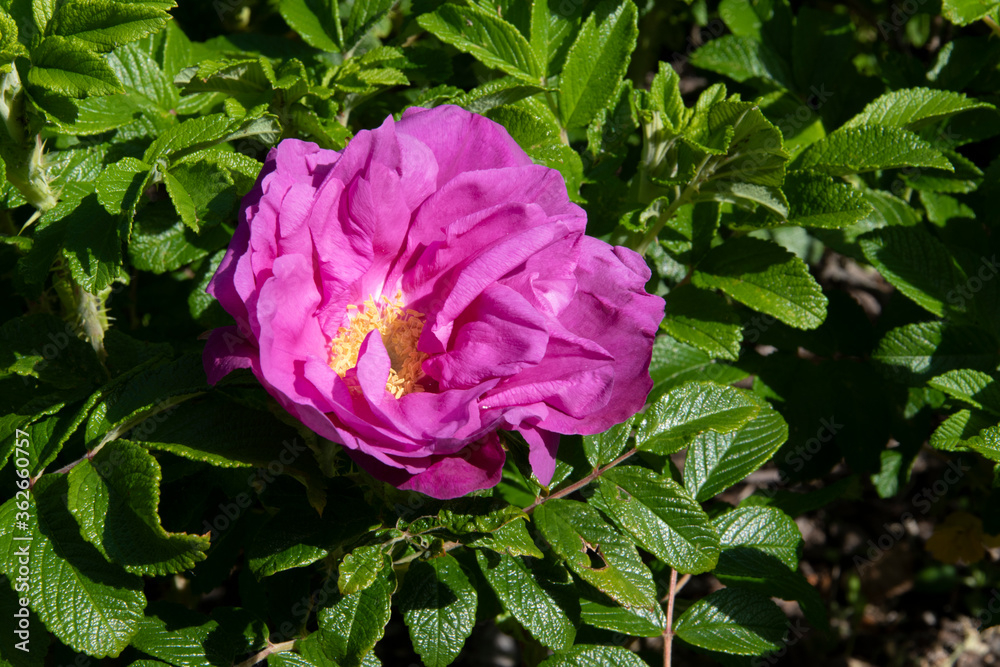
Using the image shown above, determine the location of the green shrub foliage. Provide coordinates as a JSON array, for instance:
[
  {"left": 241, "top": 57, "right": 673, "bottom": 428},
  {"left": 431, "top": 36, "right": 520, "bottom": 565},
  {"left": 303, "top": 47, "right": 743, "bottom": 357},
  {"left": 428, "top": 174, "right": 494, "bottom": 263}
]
[{"left": 1, "top": 0, "right": 1000, "bottom": 665}]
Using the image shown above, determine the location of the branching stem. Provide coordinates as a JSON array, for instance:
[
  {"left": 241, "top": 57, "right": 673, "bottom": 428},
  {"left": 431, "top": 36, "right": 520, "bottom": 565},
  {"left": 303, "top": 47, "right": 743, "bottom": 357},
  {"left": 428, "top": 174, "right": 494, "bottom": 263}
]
[{"left": 524, "top": 447, "right": 638, "bottom": 514}]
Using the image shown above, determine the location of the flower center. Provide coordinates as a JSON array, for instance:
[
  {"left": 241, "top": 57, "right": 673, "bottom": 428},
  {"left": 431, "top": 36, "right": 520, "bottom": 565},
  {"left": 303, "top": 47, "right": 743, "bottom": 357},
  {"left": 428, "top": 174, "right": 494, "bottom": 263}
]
[{"left": 329, "top": 290, "right": 427, "bottom": 398}]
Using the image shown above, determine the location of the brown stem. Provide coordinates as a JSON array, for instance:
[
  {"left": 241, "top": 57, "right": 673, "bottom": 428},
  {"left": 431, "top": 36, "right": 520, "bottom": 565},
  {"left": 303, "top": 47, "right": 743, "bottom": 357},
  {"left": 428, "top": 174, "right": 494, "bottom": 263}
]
[
  {"left": 234, "top": 639, "right": 297, "bottom": 667},
  {"left": 524, "top": 447, "right": 638, "bottom": 514},
  {"left": 663, "top": 569, "right": 679, "bottom": 667}
]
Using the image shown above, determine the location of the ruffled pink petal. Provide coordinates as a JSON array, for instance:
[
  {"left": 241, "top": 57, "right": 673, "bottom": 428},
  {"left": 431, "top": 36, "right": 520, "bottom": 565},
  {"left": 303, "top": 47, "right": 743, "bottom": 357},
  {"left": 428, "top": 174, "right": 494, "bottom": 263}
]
[
  {"left": 202, "top": 326, "right": 257, "bottom": 384},
  {"left": 397, "top": 105, "right": 533, "bottom": 184},
  {"left": 349, "top": 431, "right": 506, "bottom": 500}
]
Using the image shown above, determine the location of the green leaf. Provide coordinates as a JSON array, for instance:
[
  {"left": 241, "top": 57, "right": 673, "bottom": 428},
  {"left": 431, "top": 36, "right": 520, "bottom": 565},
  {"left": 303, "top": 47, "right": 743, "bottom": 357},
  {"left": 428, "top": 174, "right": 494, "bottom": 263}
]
[
  {"left": 399, "top": 554, "right": 477, "bottom": 667},
  {"left": 95, "top": 157, "right": 150, "bottom": 218},
  {"left": 929, "top": 408, "right": 994, "bottom": 451},
  {"left": 339, "top": 545, "right": 387, "bottom": 595},
  {"left": 873, "top": 321, "right": 1000, "bottom": 385},
  {"left": 129, "top": 605, "right": 223, "bottom": 667},
  {"left": 582, "top": 416, "right": 633, "bottom": 469},
  {"left": 929, "top": 369, "right": 1000, "bottom": 414},
  {"left": 66, "top": 440, "right": 209, "bottom": 575},
  {"left": 133, "top": 395, "right": 306, "bottom": 469},
  {"left": 558, "top": 0, "right": 637, "bottom": 129},
  {"left": 475, "top": 550, "right": 575, "bottom": 650},
  {"left": 696, "top": 181, "right": 788, "bottom": 218},
  {"left": 648, "top": 334, "right": 750, "bottom": 399},
  {"left": 49, "top": 0, "right": 172, "bottom": 53},
  {"left": 162, "top": 170, "right": 200, "bottom": 231},
  {"left": 844, "top": 87, "right": 994, "bottom": 131},
  {"left": 0, "top": 476, "right": 145, "bottom": 658},
  {"left": 692, "top": 236, "right": 828, "bottom": 330},
  {"left": 247, "top": 493, "right": 377, "bottom": 579},
  {"left": 942, "top": 0, "right": 1000, "bottom": 25},
  {"left": 526, "top": 142, "right": 583, "bottom": 200},
  {"left": 796, "top": 125, "right": 953, "bottom": 176},
  {"left": 712, "top": 507, "right": 825, "bottom": 627},
  {"left": 592, "top": 466, "right": 721, "bottom": 574},
  {"left": 278, "top": 0, "right": 342, "bottom": 52},
  {"left": 466, "top": 517, "right": 543, "bottom": 558},
  {"left": 684, "top": 401, "right": 789, "bottom": 502},
  {"left": 781, "top": 170, "right": 873, "bottom": 229},
  {"left": 690, "top": 35, "right": 793, "bottom": 90},
  {"left": 714, "top": 548, "right": 826, "bottom": 628},
  {"left": 714, "top": 506, "right": 802, "bottom": 570},
  {"left": 144, "top": 113, "right": 280, "bottom": 167},
  {"left": 538, "top": 645, "right": 650, "bottom": 667},
  {"left": 316, "top": 561, "right": 394, "bottom": 666},
  {"left": 454, "top": 77, "right": 548, "bottom": 115},
  {"left": 60, "top": 194, "right": 125, "bottom": 294},
  {"left": 533, "top": 499, "right": 656, "bottom": 608},
  {"left": 438, "top": 497, "right": 527, "bottom": 535},
  {"left": 636, "top": 381, "right": 760, "bottom": 456},
  {"left": 662, "top": 284, "right": 743, "bottom": 361},
  {"left": 344, "top": 0, "right": 393, "bottom": 52},
  {"left": 673, "top": 588, "right": 787, "bottom": 656},
  {"left": 578, "top": 586, "right": 666, "bottom": 637},
  {"left": 25, "top": 35, "right": 123, "bottom": 97},
  {"left": 418, "top": 4, "right": 542, "bottom": 83},
  {"left": 130, "top": 604, "right": 267, "bottom": 667},
  {"left": 859, "top": 226, "right": 967, "bottom": 318},
  {"left": 0, "top": 314, "right": 104, "bottom": 389}
]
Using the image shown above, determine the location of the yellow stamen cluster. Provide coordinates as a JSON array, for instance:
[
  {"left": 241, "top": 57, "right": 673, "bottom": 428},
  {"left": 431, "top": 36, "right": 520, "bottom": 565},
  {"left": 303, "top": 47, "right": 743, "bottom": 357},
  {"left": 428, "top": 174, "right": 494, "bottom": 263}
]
[{"left": 329, "top": 290, "right": 427, "bottom": 398}]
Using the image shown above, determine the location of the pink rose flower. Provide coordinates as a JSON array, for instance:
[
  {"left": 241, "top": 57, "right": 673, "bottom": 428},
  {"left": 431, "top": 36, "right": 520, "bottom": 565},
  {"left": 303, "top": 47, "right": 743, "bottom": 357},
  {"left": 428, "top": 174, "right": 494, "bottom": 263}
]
[{"left": 203, "top": 105, "right": 664, "bottom": 499}]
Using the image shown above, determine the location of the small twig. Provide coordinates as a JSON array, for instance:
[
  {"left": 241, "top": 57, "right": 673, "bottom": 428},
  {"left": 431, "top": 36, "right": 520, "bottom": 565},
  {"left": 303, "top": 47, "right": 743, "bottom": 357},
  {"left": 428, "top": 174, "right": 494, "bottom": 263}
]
[
  {"left": 234, "top": 639, "right": 297, "bottom": 667},
  {"left": 662, "top": 569, "right": 679, "bottom": 667},
  {"left": 524, "top": 447, "right": 638, "bottom": 514},
  {"left": 985, "top": 14, "right": 1000, "bottom": 38}
]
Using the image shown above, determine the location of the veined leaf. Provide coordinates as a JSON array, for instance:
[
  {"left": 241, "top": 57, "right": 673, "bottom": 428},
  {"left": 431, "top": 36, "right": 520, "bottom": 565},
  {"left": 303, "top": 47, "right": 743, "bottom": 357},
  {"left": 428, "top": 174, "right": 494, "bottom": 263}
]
[
  {"left": 316, "top": 561, "right": 394, "bottom": 666},
  {"left": 690, "top": 34, "right": 793, "bottom": 90},
  {"left": 338, "top": 545, "right": 387, "bottom": 595},
  {"left": 67, "top": 440, "right": 210, "bottom": 575},
  {"left": 692, "top": 236, "right": 828, "bottom": 330},
  {"left": 859, "top": 226, "right": 968, "bottom": 319},
  {"left": 398, "top": 555, "right": 477, "bottom": 667},
  {"left": 582, "top": 415, "right": 634, "bottom": 469},
  {"left": 418, "top": 4, "right": 542, "bottom": 83},
  {"left": 673, "top": 588, "right": 787, "bottom": 656},
  {"left": 714, "top": 506, "right": 802, "bottom": 570},
  {"left": 873, "top": 321, "right": 1000, "bottom": 385},
  {"left": 96, "top": 157, "right": 150, "bottom": 218},
  {"left": 279, "top": 0, "right": 342, "bottom": 52},
  {"left": 49, "top": 0, "right": 172, "bottom": 53},
  {"left": 25, "top": 35, "right": 123, "bottom": 97},
  {"left": 797, "top": 125, "right": 953, "bottom": 176},
  {"left": 538, "top": 645, "right": 650, "bottom": 666},
  {"left": 844, "top": 87, "right": 994, "bottom": 131},
  {"left": 0, "top": 476, "right": 145, "bottom": 658},
  {"left": 558, "top": 0, "right": 637, "bottom": 129},
  {"left": 782, "top": 170, "right": 873, "bottom": 229},
  {"left": 476, "top": 551, "right": 575, "bottom": 650},
  {"left": 684, "top": 401, "right": 789, "bottom": 502},
  {"left": 929, "top": 369, "right": 1000, "bottom": 414},
  {"left": 636, "top": 381, "right": 760, "bottom": 455},
  {"left": 344, "top": 0, "right": 393, "bottom": 53},
  {"left": 661, "top": 284, "right": 743, "bottom": 361},
  {"left": 534, "top": 499, "right": 656, "bottom": 608},
  {"left": 592, "top": 466, "right": 721, "bottom": 574}
]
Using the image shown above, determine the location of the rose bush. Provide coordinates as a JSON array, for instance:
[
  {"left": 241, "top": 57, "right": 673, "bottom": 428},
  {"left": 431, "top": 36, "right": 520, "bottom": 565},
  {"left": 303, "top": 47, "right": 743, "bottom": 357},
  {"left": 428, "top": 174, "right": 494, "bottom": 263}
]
[{"left": 203, "top": 105, "right": 664, "bottom": 499}]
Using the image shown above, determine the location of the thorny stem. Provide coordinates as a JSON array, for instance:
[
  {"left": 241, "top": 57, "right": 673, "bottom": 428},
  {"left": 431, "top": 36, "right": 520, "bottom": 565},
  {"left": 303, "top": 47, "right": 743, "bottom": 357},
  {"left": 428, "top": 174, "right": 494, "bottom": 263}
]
[
  {"left": 662, "top": 568, "right": 679, "bottom": 667},
  {"left": 234, "top": 639, "right": 297, "bottom": 667},
  {"left": 524, "top": 447, "right": 639, "bottom": 514}
]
